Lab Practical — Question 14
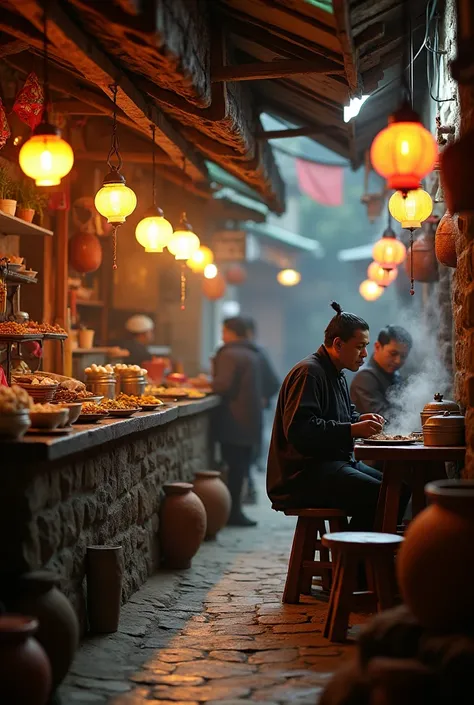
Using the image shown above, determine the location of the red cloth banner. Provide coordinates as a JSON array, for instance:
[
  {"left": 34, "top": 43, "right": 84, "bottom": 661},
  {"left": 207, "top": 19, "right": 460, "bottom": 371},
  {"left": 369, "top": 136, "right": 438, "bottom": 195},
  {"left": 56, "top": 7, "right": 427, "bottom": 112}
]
[
  {"left": 13, "top": 72, "right": 44, "bottom": 130},
  {"left": 296, "top": 158, "right": 344, "bottom": 207}
]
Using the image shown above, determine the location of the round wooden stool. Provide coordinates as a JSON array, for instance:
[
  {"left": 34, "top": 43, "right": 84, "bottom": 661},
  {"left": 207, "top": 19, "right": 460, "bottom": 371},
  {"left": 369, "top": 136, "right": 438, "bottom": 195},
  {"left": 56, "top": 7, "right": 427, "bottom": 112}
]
[{"left": 322, "top": 531, "right": 404, "bottom": 642}]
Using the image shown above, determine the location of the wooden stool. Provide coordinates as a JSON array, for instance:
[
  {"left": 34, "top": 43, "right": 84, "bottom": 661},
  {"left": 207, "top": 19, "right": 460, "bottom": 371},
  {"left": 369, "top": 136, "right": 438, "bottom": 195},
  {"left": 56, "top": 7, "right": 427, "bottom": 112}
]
[
  {"left": 322, "top": 531, "right": 403, "bottom": 642},
  {"left": 281, "top": 508, "right": 348, "bottom": 604}
]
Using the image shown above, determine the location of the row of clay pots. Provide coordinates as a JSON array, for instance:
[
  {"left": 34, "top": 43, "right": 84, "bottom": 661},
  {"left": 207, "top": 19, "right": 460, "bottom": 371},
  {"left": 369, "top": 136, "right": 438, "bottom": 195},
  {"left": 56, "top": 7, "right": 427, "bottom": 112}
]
[{"left": 0, "top": 199, "right": 35, "bottom": 222}]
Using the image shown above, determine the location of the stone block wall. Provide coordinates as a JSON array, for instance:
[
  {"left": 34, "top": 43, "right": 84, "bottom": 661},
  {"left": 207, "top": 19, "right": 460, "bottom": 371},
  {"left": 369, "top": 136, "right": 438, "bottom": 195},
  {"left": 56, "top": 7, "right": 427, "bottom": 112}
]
[{"left": 0, "top": 413, "right": 211, "bottom": 631}]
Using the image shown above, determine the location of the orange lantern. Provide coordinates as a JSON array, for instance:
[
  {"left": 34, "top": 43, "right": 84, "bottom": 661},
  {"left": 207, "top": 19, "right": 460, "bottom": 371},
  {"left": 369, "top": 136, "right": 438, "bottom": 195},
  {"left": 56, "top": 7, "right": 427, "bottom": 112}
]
[
  {"left": 367, "top": 261, "right": 398, "bottom": 287},
  {"left": 359, "top": 279, "right": 384, "bottom": 301},
  {"left": 370, "top": 104, "right": 437, "bottom": 192},
  {"left": 202, "top": 272, "right": 226, "bottom": 300},
  {"left": 372, "top": 227, "right": 407, "bottom": 270}
]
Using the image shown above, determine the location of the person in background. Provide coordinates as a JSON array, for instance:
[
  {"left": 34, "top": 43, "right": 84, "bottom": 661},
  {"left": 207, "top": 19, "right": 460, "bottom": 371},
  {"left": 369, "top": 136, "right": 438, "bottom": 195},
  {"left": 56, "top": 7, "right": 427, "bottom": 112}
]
[
  {"left": 350, "top": 325, "right": 412, "bottom": 422},
  {"left": 267, "top": 301, "right": 410, "bottom": 533},
  {"left": 212, "top": 316, "right": 263, "bottom": 527},
  {"left": 119, "top": 315, "right": 154, "bottom": 366},
  {"left": 243, "top": 316, "right": 280, "bottom": 503}
]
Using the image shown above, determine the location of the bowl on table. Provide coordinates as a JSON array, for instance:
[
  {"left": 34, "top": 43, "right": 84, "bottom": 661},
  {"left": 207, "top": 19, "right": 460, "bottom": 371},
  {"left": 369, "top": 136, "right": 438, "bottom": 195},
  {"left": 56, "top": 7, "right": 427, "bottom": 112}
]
[
  {"left": 0, "top": 410, "right": 31, "bottom": 439},
  {"left": 16, "top": 383, "right": 58, "bottom": 403},
  {"left": 29, "top": 407, "right": 69, "bottom": 430},
  {"left": 53, "top": 402, "right": 83, "bottom": 425}
]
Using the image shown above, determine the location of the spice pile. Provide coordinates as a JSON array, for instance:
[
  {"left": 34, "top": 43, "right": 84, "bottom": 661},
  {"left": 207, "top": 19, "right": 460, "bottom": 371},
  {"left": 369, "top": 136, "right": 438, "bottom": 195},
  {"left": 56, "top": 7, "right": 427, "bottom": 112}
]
[
  {"left": 80, "top": 402, "right": 108, "bottom": 415},
  {"left": 100, "top": 397, "right": 140, "bottom": 411},
  {"left": 117, "top": 392, "right": 162, "bottom": 406},
  {"left": 28, "top": 321, "right": 67, "bottom": 335},
  {"left": 0, "top": 321, "right": 67, "bottom": 336},
  {"left": 54, "top": 389, "right": 95, "bottom": 403}
]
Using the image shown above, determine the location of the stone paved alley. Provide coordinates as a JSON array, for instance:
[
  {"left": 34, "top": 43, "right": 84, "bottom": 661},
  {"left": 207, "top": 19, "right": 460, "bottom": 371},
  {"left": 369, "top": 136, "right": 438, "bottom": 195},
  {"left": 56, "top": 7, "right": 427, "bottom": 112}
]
[{"left": 60, "top": 479, "right": 367, "bottom": 705}]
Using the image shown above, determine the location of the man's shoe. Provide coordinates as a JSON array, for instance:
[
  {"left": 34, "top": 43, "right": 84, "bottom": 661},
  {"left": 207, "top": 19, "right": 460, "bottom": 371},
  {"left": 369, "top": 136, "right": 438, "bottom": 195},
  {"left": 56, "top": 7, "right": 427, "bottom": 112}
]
[{"left": 227, "top": 512, "right": 258, "bottom": 527}]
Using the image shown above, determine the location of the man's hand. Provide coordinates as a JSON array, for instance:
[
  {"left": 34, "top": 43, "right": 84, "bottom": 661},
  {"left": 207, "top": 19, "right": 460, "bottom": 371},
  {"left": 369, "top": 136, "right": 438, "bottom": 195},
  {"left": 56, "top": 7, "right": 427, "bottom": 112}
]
[
  {"left": 359, "top": 413, "right": 385, "bottom": 425},
  {"left": 351, "top": 419, "right": 384, "bottom": 438}
]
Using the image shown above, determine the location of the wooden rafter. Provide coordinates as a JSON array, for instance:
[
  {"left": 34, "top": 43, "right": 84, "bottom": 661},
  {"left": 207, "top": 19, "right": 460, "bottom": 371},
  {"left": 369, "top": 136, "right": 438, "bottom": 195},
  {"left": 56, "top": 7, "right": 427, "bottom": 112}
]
[
  {"left": 0, "top": 39, "right": 28, "bottom": 57},
  {"left": 12, "top": 0, "right": 207, "bottom": 182},
  {"left": 256, "top": 126, "right": 336, "bottom": 141},
  {"left": 331, "top": 0, "right": 363, "bottom": 96},
  {"left": 212, "top": 58, "right": 345, "bottom": 83}
]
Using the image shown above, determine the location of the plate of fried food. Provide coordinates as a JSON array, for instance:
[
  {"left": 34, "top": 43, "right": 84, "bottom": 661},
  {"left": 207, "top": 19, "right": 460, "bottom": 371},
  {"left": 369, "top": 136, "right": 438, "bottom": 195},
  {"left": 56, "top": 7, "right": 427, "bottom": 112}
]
[
  {"left": 361, "top": 432, "right": 419, "bottom": 445},
  {"left": 117, "top": 392, "right": 166, "bottom": 411},
  {"left": 151, "top": 385, "right": 189, "bottom": 400},
  {"left": 76, "top": 402, "right": 109, "bottom": 423},
  {"left": 99, "top": 397, "right": 141, "bottom": 417}
]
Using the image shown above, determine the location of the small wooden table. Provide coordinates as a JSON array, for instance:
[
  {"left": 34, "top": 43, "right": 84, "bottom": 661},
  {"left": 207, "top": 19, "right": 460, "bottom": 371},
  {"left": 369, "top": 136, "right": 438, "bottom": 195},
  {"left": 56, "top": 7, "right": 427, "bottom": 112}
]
[{"left": 354, "top": 442, "right": 466, "bottom": 533}]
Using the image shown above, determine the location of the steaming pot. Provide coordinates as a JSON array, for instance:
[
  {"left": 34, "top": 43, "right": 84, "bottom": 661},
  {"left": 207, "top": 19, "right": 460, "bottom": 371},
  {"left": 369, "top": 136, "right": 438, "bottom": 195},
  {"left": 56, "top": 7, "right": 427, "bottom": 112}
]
[
  {"left": 423, "top": 411, "right": 465, "bottom": 447},
  {"left": 420, "top": 393, "right": 460, "bottom": 428}
]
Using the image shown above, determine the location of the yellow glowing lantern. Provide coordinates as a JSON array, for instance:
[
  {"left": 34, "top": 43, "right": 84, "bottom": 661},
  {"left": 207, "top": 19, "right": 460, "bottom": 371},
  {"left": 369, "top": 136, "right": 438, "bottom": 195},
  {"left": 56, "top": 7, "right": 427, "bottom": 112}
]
[
  {"left": 367, "top": 261, "right": 398, "bottom": 287},
  {"left": 372, "top": 226, "right": 407, "bottom": 270},
  {"left": 188, "top": 246, "right": 214, "bottom": 272},
  {"left": 135, "top": 206, "right": 173, "bottom": 252},
  {"left": 360, "top": 279, "right": 384, "bottom": 301},
  {"left": 167, "top": 214, "right": 200, "bottom": 260},
  {"left": 95, "top": 171, "right": 137, "bottom": 224},
  {"left": 277, "top": 269, "right": 301, "bottom": 286},
  {"left": 204, "top": 263, "right": 218, "bottom": 279},
  {"left": 389, "top": 188, "right": 433, "bottom": 229},
  {"left": 19, "top": 124, "right": 74, "bottom": 186},
  {"left": 370, "top": 104, "right": 437, "bottom": 191}
]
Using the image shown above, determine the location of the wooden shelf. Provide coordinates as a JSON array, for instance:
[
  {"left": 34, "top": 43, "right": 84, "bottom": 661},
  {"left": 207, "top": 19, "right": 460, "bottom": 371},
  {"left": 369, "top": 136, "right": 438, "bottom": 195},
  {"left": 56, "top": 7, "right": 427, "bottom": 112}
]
[
  {"left": 5, "top": 271, "right": 38, "bottom": 285},
  {"left": 76, "top": 299, "right": 104, "bottom": 308},
  {"left": 0, "top": 211, "right": 53, "bottom": 237}
]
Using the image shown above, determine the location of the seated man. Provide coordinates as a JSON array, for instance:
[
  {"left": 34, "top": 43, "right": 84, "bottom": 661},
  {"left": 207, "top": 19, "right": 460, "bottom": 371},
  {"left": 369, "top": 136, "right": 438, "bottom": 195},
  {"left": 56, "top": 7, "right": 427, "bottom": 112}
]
[
  {"left": 267, "top": 302, "right": 410, "bottom": 531},
  {"left": 350, "top": 325, "right": 412, "bottom": 422}
]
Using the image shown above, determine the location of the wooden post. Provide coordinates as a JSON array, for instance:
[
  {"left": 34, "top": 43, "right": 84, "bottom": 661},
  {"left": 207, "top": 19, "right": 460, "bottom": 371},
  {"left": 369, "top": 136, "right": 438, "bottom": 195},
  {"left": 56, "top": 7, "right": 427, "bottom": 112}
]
[{"left": 52, "top": 180, "right": 70, "bottom": 373}]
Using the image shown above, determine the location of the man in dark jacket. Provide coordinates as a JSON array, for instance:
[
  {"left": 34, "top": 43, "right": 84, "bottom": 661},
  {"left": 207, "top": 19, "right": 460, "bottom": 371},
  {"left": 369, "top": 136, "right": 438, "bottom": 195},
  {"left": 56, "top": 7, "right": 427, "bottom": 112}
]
[
  {"left": 267, "top": 302, "right": 410, "bottom": 531},
  {"left": 212, "top": 317, "right": 263, "bottom": 527},
  {"left": 350, "top": 325, "right": 412, "bottom": 422}
]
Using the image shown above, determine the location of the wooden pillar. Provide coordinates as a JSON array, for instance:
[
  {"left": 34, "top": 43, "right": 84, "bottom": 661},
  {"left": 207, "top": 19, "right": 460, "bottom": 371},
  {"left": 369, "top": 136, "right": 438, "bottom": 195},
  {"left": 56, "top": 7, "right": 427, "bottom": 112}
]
[{"left": 52, "top": 179, "right": 70, "bottom": 374}]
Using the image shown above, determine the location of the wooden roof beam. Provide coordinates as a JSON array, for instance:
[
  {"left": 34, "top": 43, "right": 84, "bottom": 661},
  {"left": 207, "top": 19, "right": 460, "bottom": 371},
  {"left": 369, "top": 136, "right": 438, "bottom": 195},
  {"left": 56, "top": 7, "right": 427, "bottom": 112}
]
[
  {"left": 256, "top": 125, "right": 338, "bottom": 141},
  {"left": 0, "top": 39, "right": 28, "bottom": 57},
  {"left": 331, "top": 0, "right": 363, "bottom": 96},
  {"left": 13, "top": 0, "right": 207, "bottom": 182},
  {"left": 212, "top": 58, "right": 345, "bottom": 83}
]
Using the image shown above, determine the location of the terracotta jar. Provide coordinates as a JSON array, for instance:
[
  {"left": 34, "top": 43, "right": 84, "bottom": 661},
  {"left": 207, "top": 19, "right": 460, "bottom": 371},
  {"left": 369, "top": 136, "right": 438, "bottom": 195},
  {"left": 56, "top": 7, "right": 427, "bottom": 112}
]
[
  {"left": 405, "top": 232, "right": 438, "bottom": 282},
  {"left": 0, "top": 614, "right": 52, "bottom": 705},
  {"left": 1, "top": 571, "right": 79, "bottom": 691},
  {"left": 397, "top": 480, "right": 474, "bottom": 631},
  {"left": 193, "top": 471, "right": 232, "bottom": 539},
  {"left": 160, "top": 483, "right": 207, "bottom": 568},
  {"left": 435, "top": 211, "right": 458, "bottom": 268},
  {"left": 440, "top": 129, "right": 474, "bottom": 214}
]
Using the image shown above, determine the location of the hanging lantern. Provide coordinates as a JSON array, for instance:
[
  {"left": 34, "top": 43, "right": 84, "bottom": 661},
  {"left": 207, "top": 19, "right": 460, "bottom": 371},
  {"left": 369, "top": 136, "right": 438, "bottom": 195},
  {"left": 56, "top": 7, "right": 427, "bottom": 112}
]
[
  {"left": 204, "top": 263, "right": 218, "bottom": 279},
  {"left": 389, "top": 188, "right": 433, "bottom": 229},
  {"left": 225, "top": 264, "right": 247, "bottom": 285},
  {"left": 203, "top": 272, "right": 226, "bottom": 300},
  {"left": 372, "top": 223, "right": 407, "bottom": 270},
  {"left": 367, "top": 261, "right": 398, "bottom": 287},
  {"left": 135, "top": 125, "right": 172, "bottom": 253},
  {"left": 167, "top": 214, "right": 200, "bottom": 260},
  {"left": 188, "top": 246, "right": 214, "bottom": 273},
  {"left": 277, "top": 269, "right": 301, "bottom": 286},
  {"left": 370, "top": 103, "right": 437, "bottom": 192},
  {"left": 18, "top": 13, "right": 73, "bottom": 186},
  {"left": 360, "top": 279, "right": 384, "bottom": 301},
  {"left": 135, "top": 206, "right": 173, "bottom": 252},
  {"left": 68, "top": 231, "right": 103, "bottom": 273},
  {"left": 94, "top": 84, "right": 136, "bottom": 269},
  {"left": 435, "top": 211, "right": 458, "bottom": 268},
  {"left": 405, "top": 232, "right": 439, "bottom": 283}
]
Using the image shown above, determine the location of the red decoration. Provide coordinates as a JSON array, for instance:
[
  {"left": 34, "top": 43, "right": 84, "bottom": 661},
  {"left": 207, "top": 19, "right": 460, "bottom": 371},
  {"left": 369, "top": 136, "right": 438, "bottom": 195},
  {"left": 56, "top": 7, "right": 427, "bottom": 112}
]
[
  {"left": 69, "top": 231, "right": 103, "bottom": 273},
  {"left": 13, "top": 73, "right": 44, "bottom": 130},
  {"left": 0, "top": 99, "right": 10, "bottom": 149},
  {"left": 203, "top": 273, "right": 226, "bottom": 300},
  {"left": 0, "top": 366, "right": 8, "bottom": 387},
  {"left": 225, "top": 264, "right": 246, "bottom": 285},
  {"left": 435, "top": 211, "right": 458, "bottom": 268},
  {"left": 48, "top": 191, "right": 70, "bottom": 211}
]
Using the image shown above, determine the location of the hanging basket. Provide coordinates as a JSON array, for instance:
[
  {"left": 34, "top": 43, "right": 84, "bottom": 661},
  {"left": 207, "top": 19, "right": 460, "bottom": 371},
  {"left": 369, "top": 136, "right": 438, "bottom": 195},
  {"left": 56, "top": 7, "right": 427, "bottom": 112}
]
[
  {"left": 435, "top": 211, "right": 458, "bottom": 268},
  {"left": 405, "top": 232, "right": 438, "bottom": 283}
]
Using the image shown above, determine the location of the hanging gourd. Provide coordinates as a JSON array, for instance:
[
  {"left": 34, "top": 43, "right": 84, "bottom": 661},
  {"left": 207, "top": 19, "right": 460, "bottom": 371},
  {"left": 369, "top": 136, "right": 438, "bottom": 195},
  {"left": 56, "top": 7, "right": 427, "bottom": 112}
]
[
  {"left": 69, "top": 231, "right": 103, "bottom": 273},
  {"left": 405, "top": 232, "right": 438, "bottom": 283},
  {"left": 435, "top": 211, "right": 458, "bottom": 268}
]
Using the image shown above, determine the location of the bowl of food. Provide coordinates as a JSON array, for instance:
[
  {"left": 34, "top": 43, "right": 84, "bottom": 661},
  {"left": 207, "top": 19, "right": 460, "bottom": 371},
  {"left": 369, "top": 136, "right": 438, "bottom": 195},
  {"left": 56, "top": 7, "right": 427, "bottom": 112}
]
[
  {"left": 0, "top": 385, "right": 32, "bottom": 439},
  {"left": 14, "top": 375, "right": 58, "bottom": 403},
  {"left": 57, "top": 402, "right": 83, "bottom": 425},
  {"left": 29, "top": 403, "right": 69, "bottom": 430}
]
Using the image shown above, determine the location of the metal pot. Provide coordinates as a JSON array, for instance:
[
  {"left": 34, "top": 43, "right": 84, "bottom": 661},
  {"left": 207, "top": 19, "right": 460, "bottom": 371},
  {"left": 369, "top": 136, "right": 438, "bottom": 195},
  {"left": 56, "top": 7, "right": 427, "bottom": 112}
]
[
  {"left": 420, "top": 393, "right": 460, "bottom": 428},
  {"left": 423, "top": 411, "right": 465, "bottom": 447},
  {"left": 85, "top": 372, "right": 116, "bottom": 400},
  {"left": 118, "top": 375, "right": 146, "bottom": 397}
]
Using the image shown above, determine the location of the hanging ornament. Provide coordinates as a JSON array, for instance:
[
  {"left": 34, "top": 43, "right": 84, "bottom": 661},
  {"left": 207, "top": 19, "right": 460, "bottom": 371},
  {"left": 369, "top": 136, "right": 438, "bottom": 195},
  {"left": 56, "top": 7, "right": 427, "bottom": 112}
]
[
  {"left": 367, "top": 262, "right": 398, "bottom": 287},
  {"left": 372, "top": 212, "right": 407, "bottom": 270},
  {"left": 225, "top": 264, "right": 247, "bottom": 285},
  {"left": 405, "top": 231, "right": 439, "bottom": 284},
  {"left": 135, "top": 125, "right": 172, "bottom": 253},
  {"left": 389, "top": 188, "right": 433, "bottom": 229},
  {"left": 435, "top": 211, "right": 458, "bottom": 268},
  {"left": 187, "top": 246, "right": 214, "bottom": 273},
  {"left": 94, "top": 83, "right": 137, "bottom": 269},
  {"left": 203, "top": 272, "right": 226, "bottom": 300},
  {"left": 13, "top": 72, "right": 44, "bottom": 130},
  {"left": 359, "top": 279, "right": 384, "bottom": 301},
  {"left": 0, "top": 99, "right": 11, "bottom": 149},
  {"left": 18, "top": 16, "right": 73, "bottom": 186},
  {"left": 277, "top": 269, "right": 301, "bottom": 286},
  {"left": 69, "top": 231, "right": 103, "bottom": 273}
]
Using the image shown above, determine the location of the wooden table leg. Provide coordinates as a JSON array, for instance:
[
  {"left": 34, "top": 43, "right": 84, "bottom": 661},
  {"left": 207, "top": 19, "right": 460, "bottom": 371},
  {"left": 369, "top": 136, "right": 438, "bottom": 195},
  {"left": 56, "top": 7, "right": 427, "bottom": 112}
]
[{"left": 380, "top": 463, "right": 402, "bottom": 534}]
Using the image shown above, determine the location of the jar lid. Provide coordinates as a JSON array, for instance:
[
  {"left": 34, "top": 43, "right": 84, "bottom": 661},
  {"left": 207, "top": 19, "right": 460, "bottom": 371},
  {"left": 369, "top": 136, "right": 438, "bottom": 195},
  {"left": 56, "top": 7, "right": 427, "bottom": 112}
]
[
  {"left": 423, "top": 393, "right": 460, "bottom": 413},
  {"left": 425, "top": 412, "right": 465, "bottom": 428},
  {"left": 163, "top": 482, "right": 193, "bottom": 496}
]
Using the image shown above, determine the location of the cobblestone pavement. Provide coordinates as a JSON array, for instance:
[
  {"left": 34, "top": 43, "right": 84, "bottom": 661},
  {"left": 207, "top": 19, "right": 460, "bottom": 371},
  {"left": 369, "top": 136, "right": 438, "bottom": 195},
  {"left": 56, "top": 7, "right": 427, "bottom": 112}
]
[{"left": 60, "top": 477, "right": 365, "bottom": 705}]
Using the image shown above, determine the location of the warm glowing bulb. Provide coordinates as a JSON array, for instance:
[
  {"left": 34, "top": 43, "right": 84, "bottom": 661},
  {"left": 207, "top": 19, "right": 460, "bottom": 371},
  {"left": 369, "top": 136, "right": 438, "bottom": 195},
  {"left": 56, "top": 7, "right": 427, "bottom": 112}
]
[
  {"left": 135, "top": 209, "right": 173, "bottom": 252},
  {"left": 95, "top": 180, "right": 137, "bottom": 224},
  {"left": 19, "top": 129, "right": 74, "bottom": 186},
  {"left": 167, "top": 229, "right": 200, "bottom": 260},
  {"left": 204, "top": 263, "right": 218, "bottom": 279},
  {"left": 389, "top": 188, "right": 433, "bottom": 229},
  {"left": 277, "top": 269, "right": 301, "bottom": 286},
  {"left": 359, "top": 279, "right": 384, "bottom": 301},
  {"left": 187, "top": 246, "right": 214, "bottom": 272},
  {"left": 367, "top": 261, "right": 398, "bottom": 287}
]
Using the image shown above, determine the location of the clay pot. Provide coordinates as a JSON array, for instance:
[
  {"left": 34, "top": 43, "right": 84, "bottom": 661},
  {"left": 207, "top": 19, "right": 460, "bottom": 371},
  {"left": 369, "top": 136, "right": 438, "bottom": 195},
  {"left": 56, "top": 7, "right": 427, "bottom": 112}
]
[
  {"left": 202, "top": 273, "right": 226, "bottom": 300},
  {"left": 405, "top": 233, "right": 438, "bottom": 283},
  {"left": 16, "top": 207, "right": 35, "bottom": 223},
  {"left": 160, "top": 483, "right": 207, "bottom": 568},
  {"left": 440, "top": 129, "right": 474, "bottom": 214},
  {"left": 0, "top": 614, "right": 52, "bottom": 705},
  {"left": 435, "top": 212, "right": 458, "bottom": 268},
  {"left": 193, "top": 471, "right": 232, "bottom": 539},
  {"left": 0, "top": 198, "right": 17, "bottom": 216},
  {"left": 86, "top": 545, "right": 124, "bottom": 633},
  {"left": 1, "top": 571, "right": 79, "bottom": 691},
  {"left": 69, "top": 230, "right": 103, "bottom": 273},
  {"left": 397, "top": 480, "right": 474, "bottom": 631}
]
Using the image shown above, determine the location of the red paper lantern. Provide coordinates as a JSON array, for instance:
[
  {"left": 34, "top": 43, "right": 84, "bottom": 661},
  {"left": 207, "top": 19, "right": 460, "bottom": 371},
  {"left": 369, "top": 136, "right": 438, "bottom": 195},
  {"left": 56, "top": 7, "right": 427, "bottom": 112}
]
[
  {"left": 225, "top": 264, "right": 246, "bottom": 285},
  {"left": 203, "top": 273, "right": 226, "bottom": 300},
  {"left": 69, "top": 231, "right": 103, "bottom": 273}
]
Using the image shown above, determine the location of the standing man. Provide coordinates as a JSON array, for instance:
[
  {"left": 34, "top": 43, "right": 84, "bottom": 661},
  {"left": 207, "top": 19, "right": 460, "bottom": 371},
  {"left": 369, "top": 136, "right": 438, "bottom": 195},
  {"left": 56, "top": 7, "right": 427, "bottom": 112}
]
[
  {"left": 350, "top": 325, "right": 412, "bottom": 422},
  {"left": 267, "top": 302, "right": 410, "bottom": 531},
  {"left": 119, "top": 314, "right": 154, "bottom": 366},
  {"left": 212, "top": 317, "right": 263, "bottom": 527}
]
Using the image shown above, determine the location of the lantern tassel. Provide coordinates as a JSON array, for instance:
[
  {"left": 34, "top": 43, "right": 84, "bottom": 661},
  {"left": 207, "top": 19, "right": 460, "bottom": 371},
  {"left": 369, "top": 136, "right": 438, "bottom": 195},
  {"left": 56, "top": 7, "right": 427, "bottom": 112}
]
[
  {"left": 180, "top": 261, "right": 186, "bottom": 310},
  {"left": 409, "top": 230, "right": 415, "bottom": 296},
  {"left": 112, "top": 225, "right": 118, "bottom": 270}
]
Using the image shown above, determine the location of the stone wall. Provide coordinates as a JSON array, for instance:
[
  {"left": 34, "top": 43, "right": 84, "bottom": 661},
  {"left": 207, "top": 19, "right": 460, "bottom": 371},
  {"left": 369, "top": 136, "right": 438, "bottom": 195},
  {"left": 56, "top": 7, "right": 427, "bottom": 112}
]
[{"left": 0, "top": 412, "right": 211, "bottom": 631}]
